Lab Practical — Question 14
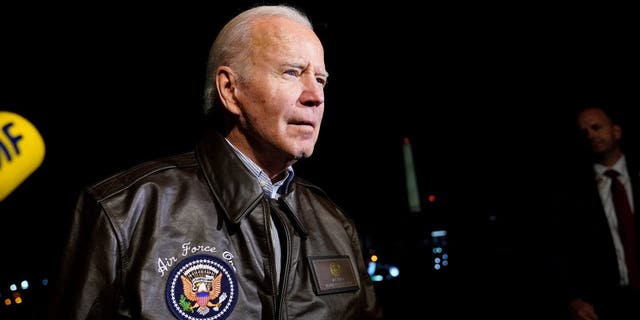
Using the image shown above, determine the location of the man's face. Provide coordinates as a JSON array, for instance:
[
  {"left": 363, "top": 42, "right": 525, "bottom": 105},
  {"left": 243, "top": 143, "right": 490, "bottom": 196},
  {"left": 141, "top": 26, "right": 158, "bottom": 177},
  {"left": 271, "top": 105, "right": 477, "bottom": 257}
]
[
  {"left": 233, "top": 16, "right": 327, "bottom": 163},
  {"left": 577, "top": 107, "right": 621, "bottom": 156}
]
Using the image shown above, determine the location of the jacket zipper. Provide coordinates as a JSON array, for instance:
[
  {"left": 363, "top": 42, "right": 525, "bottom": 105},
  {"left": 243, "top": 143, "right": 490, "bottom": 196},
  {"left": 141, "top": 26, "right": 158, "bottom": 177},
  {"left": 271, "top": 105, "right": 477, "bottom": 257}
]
[{"left": 269, "top": 199, "right": 292, "bottom": 320}]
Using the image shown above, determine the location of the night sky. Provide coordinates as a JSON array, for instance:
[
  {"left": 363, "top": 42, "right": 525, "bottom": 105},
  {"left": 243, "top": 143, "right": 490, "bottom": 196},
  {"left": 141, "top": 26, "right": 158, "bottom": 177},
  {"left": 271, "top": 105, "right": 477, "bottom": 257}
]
[{"left": 1, "top": 2, "right": 638, "bottom": 318}]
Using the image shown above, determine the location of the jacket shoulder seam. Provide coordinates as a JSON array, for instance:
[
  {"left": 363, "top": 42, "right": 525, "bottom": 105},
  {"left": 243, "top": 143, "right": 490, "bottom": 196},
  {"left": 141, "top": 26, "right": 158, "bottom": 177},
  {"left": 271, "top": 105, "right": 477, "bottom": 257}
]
[{"left": 88, "top": 152, "right": 197, "bottom": 201}]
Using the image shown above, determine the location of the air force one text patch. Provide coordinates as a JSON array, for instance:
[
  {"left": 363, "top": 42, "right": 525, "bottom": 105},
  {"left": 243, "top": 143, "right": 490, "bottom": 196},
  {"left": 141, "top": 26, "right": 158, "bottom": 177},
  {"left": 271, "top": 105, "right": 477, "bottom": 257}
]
[{"left": 166, "top": 254, "right": 238, "bottom": 320}]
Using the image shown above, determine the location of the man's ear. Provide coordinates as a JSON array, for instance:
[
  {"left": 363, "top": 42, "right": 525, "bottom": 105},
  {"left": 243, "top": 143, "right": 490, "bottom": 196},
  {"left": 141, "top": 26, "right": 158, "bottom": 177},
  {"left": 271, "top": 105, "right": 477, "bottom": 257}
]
[
  {"left": 614, "top": 124, "right": 622, "bottom": 141},
  {"left": 216, "top": 66, "right": 241, "bottom": 116}
]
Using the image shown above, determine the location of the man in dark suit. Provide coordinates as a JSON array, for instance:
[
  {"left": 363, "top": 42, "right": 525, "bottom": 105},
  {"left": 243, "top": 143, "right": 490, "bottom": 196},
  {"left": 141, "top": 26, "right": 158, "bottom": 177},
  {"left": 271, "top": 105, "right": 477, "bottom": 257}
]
[{"left": 560, "top": 105, "right": 640, "bottom": 319}]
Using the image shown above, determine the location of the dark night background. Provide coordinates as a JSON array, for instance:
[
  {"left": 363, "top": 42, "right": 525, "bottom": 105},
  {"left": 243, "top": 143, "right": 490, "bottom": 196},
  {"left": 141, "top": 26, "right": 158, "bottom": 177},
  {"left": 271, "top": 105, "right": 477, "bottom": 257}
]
[{"left": 1, "top": 2, "right": 639, "bottom": 318}]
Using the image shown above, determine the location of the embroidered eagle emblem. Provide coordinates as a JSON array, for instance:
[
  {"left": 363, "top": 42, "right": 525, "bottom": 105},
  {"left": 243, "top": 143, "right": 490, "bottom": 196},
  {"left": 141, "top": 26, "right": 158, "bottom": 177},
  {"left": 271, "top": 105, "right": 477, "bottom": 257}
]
[
  {"left": 166, "top": 255, "right": 238, "bottom": 319},
  {"left": 179, "top": 270, "right": 228, "bottom": 315}
]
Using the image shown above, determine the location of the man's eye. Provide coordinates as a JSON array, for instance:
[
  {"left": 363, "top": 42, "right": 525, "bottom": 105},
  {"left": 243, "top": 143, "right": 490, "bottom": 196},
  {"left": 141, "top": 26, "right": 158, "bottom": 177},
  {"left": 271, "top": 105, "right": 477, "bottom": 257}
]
[
  {"left": 285, "top": 70, "right": 299, "bottom": 77},
  {"left": 316, "top": 77, "right": 327, "bottom": 87}
]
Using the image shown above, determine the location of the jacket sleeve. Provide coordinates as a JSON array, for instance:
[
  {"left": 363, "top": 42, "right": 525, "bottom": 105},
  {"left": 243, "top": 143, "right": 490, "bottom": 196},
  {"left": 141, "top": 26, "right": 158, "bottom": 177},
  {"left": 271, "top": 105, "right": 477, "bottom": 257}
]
[{"left": 47, "top": 190, "right": 126, "bottom": 319}]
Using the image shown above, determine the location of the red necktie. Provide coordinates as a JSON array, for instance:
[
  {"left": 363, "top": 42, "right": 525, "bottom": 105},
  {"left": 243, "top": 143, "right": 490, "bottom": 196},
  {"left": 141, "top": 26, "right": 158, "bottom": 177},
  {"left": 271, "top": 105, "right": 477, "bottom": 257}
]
[{"left": 604, "top": 169, "right": 640, "bottom": 288}]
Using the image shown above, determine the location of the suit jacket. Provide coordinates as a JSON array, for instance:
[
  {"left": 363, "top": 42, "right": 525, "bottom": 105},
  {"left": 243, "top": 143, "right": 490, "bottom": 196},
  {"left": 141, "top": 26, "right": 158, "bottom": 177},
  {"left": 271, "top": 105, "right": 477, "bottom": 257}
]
[{"left": 560, "top": 154, "right": 640, "bottom": 305}]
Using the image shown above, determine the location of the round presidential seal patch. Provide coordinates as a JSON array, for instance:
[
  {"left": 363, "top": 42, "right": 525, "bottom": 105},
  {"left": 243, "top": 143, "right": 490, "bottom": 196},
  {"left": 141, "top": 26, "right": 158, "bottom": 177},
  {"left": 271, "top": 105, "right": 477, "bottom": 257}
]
[{"left": 166, "top": 254, "right": 238, "bottom": 320}]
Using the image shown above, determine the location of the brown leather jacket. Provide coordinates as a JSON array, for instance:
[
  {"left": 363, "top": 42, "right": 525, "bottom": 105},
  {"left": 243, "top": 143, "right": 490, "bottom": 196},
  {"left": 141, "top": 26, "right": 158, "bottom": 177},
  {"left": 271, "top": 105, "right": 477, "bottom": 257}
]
[{"left": 49, "top": 130, "right": 377, "bottom": 319}]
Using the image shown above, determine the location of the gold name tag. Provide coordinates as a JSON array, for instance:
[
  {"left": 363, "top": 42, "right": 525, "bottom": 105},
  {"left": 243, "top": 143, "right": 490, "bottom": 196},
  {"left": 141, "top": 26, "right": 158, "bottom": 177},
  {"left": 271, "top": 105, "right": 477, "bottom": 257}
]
[{"left": 308, "top": 255, "right": 359, "bottom": 295}]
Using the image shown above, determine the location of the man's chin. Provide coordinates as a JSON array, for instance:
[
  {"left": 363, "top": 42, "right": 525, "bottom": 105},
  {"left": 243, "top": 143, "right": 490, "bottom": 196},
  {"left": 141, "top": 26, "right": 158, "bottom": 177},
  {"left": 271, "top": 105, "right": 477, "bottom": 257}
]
[
  {"left": 293, "top": 149, "right": 313, "bottom": 161},
  {"left": 294, "top": 153, "right": 309, "bottom": 161}
]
